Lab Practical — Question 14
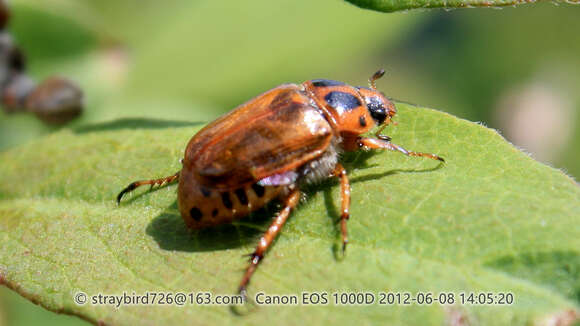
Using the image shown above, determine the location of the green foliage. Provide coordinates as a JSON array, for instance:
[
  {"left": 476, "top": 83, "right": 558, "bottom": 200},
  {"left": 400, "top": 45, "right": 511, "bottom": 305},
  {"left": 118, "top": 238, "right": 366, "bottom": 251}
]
[
  {"left": 3, "top": 1, "right": 580, "bottom": 178},
  {"left": 0, "top": 287, "right": 87, "bottom": 326},
  {"left": 0, "top": 104, "right": 578, "bottom": 325},
  {"left": 345, "top": 0, "right": 560, "bottom": 12}
]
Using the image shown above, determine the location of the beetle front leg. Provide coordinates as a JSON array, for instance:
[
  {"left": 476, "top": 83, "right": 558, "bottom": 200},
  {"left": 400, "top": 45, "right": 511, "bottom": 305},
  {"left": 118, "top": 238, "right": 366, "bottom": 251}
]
[
  {"left": 332, "top": 163, "right": 351, "bottom": 253},
  {"left": 238, "top": 188, "right": 301, "bottom": 301},
  {"left": 358, "top": 137, "right": 445, "bottom": 162}
]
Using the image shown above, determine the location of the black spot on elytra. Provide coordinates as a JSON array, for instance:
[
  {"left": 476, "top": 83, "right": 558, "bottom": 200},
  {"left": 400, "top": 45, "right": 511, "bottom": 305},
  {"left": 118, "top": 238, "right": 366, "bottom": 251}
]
[
  {"left": 359, "top": 115, "right": 367, "bottom": 127},
  {"left": 324, "top": 91, "right": 361, "bottom": 111},
  {"left": 190, "top": 207, "right": 203, "bottom": 221},
  {"left": 311, "top": 79, "right": 345, "bottom": 87},
  {"left": 235, "top": 188, "right": 249, "bottom": 205},
  {"left": 221, "top": 192, "right": 233, "bottom": 209},
  {"left": 251, "top": 184, "right": 265, "bottom": 198},
  {"left": 212, "top": 209, "right": 218, "bottom": 218},
  {"left": 201, "top": 187, "right": 211, "bottom": 197}
]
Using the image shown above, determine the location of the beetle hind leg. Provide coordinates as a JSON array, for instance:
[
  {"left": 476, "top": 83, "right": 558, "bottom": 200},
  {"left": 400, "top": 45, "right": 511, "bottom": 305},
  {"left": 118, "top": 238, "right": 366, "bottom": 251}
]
[
  {"left": 117, "top": 171, "right": 180, "bottom": 204},
  {"left": 238, "top": 188, "right": 301, "bottom": 301}
]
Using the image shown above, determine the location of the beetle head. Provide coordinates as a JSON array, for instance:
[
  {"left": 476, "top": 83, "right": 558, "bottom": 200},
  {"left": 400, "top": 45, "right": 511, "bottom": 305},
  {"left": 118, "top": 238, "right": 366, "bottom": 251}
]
[{"left": 357, "top": 69, "right": 397, "bottom": 126}]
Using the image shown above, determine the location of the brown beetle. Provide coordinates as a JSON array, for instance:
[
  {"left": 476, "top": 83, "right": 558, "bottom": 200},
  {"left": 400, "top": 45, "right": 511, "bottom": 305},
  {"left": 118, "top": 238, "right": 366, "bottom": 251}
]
[{"left": 117, "top": 69, "right": 444, "bottom": 299}]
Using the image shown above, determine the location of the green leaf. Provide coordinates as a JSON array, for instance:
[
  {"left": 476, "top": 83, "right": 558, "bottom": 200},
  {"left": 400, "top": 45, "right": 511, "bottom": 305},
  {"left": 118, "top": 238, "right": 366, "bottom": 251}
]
[
  {"left": 0, "top": 104, "right": 578, "bottom": 325},
  {"left": 344, "top": 0, "right": 571, "bottom": 13}
]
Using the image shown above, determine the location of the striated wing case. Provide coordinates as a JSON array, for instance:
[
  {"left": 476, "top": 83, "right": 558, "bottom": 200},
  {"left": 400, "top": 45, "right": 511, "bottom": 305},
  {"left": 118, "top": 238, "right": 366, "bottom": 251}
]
[{"left": 183, "top": 84, "right": 333, "bottom": 190}]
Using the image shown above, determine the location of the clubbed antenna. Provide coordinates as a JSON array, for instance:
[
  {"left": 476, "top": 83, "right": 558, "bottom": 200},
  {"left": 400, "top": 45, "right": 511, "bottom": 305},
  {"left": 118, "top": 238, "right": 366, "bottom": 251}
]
[{"left": 369, "top": 68, "right": 385, "bottom": 90}]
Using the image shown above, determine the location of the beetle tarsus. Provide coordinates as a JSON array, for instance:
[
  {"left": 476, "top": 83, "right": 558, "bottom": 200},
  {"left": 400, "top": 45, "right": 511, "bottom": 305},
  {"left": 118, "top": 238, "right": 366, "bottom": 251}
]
[
  {"left": 407, "top": 151, "right": 445, "bottom": 163},
  {"left": 358, "top": 137, "right": 445, "bottom": 163},
  {"left": 116, "top": 171, "right": 180, "bottom": 205}
]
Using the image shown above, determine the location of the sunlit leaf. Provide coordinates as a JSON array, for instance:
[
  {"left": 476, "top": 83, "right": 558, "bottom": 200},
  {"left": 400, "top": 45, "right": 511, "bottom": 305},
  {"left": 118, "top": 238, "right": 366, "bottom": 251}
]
[{"left": 1, "top": 104, "right": 578, "bottom": 325}]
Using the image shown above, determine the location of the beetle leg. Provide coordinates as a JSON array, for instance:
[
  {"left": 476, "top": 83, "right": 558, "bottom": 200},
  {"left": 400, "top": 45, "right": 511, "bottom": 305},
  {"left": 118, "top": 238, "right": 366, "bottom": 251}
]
[
  {"left": 116, "top": 171, "right": 180, "bottom": 204},
  {"left": 358, "top": 137, "right": 444, "bottom": 162},
  {"left": 332, "top": 163, "right": 351, "bottom": 253},
  {"left": 238, "top": 188, "right": 301, "bottom": 301}
]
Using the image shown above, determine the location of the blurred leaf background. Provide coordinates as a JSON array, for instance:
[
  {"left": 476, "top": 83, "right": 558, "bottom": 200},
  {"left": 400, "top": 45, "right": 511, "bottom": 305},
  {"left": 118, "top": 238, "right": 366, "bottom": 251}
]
[{"left": 0, "top": 0, "right": 578, "bottom": 325}]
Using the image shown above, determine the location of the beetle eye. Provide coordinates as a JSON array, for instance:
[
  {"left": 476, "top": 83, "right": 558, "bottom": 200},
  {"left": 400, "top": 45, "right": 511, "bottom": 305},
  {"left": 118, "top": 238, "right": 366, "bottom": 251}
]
[{"left": 367, "top": 97, "right": 387, "bottom": 125}]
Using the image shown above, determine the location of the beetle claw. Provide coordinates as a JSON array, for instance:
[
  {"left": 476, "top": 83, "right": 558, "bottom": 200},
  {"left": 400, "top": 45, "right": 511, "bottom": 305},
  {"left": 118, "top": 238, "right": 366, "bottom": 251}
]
[
  {"left": 230, "top": 286, "right": 256, "bottom": 316},
  {"left": 116, "top": 182, "right": 138, "bottom": 204},
  {"left": 241, "top": 252, "right": 254, "bottom": 259},
  {"left": 377, "top": 134, "right": 391, "bottom": 141}
]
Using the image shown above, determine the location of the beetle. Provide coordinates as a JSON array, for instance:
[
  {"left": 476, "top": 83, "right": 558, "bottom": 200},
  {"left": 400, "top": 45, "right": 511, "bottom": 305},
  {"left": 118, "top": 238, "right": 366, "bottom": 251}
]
[{"left": 117, "top": 69, "right": 444, "bottom": 300}]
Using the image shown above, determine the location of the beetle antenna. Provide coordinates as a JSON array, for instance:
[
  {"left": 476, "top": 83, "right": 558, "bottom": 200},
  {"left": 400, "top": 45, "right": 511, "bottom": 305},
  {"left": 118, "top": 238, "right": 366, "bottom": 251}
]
[{"left": 369, "top": 69, "right": 385, "bottom": 90}]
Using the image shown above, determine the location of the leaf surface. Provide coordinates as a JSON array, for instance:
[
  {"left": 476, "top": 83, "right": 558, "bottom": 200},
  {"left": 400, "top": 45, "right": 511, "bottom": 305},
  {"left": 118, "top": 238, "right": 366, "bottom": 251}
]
[
  {"left": 0, "top": 104, "right": 578, "bottom": 325},
  {"left": 345, "top": 0, "right": 576, "bottom": 12}
]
